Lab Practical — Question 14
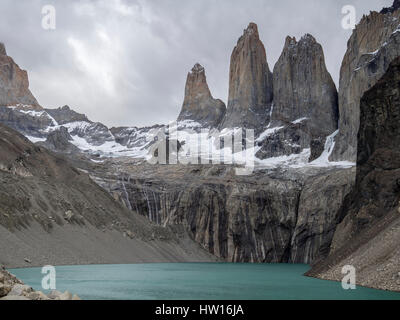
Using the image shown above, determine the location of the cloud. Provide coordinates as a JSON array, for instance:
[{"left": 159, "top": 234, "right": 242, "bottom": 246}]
[{"left": 0, "top": 0, "right": 393, "bottom": 127}]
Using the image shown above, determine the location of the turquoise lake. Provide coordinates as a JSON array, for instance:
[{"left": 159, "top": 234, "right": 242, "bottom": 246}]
[{"left": 8, "top": 263, "right": 400, "bottom": 300}]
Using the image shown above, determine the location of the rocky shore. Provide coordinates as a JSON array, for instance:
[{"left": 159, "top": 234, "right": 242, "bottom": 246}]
[{"left": 0, "top": 268, "right": 81, "bottom": 300}]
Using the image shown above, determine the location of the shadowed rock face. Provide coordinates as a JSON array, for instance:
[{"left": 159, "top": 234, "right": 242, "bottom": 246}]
[
  {"left": 0, "top": 43, "right": 39, "bottom": 107},
  {"left": 220, "top": 23, "right": 273, "bottom": 131},
  {"left": 331, "top": 4, "right": 400, "bottom": 161},
  {"left": 177, "top": 64, "right": 226, "bottom": 128},
  {"left": 307, "top": 57, "right": 400, "bottom": 292},
  {"left": 272, "top": 34, "right": 338, "bottom": 137}
]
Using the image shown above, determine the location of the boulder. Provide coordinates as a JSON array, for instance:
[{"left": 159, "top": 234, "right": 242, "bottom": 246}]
[{"left": 8, "top": 284, "right": 33, "bottom": 296}]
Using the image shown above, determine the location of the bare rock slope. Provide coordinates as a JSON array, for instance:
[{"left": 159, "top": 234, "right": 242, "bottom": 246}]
[{"left": 0, "top": 123, "right": 215, "bottom": 268}]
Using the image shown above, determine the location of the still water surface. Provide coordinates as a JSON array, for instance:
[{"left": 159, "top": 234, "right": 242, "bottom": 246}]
[{"left": 9, "top": 263, "right": 400, "bottom": 300}]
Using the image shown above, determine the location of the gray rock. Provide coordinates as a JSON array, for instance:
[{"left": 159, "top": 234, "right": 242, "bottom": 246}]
[
  {"left": 39, "top": 126, "right": 79, "bottom": 153},
  {"left": 0, "top": 283, "right": 11, "bottom": 297},
  {"left": 8, "top": 284, "right": 33, "bottom": 296},
  {"left": 45, "top": 105, "right": 88, "bottom": 125},
  {"left": 272, "top": 34, "right": 338, "bottom": 138},
  {"left": 59, "top": 291, "right": 73, "bottom": 300},
  {"left": 47, "top": 290, "right": 63, "bottom": 299}
]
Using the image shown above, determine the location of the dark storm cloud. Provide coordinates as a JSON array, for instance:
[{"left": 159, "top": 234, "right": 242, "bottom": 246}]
[{"left": 0, "top": 0, "right": 393, "bottom": 127}]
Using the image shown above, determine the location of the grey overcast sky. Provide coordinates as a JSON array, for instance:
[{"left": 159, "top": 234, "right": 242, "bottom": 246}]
[{"left": 0, "top": 0, "right": 393, "bottom": 127}]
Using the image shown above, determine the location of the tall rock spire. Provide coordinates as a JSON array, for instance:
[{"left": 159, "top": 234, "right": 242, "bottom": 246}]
[
  {"left": 220, "top": 23, "right": 273, "bottom": 130},
  {"left": 177, "top": 63, "right": 226, "bottom": 128},
  {"left": 272, "top": 34, "right": 338, "bottom": 137}
]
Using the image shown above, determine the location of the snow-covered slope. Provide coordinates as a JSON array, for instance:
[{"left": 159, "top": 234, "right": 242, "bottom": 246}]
[{"left": 0, "top": 104, "right": 354, "bottom": 169}]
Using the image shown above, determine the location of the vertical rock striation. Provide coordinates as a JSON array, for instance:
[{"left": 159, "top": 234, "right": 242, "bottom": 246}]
[
  {"left": 177, "top": 63, "right": 226, "bottom": 128},
  {"left": 331, "top": 3, "right": 400, "bottom": 161},
  {"left": 220, "top": 23, "right": 273, "bottom": 131}
]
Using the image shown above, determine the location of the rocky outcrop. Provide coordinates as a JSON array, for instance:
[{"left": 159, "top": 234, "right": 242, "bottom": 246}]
[
  {"left": 177, "top": 63, "right": 226, "bottom": 128},
  {"left": 307, "top": 57, "right": 400, "bottom": 292},
  {"left": 331, "top": 3, "right": 400, "bottom": 161},
  {"left": 272, "top": 34, "right": 338, "bottom": 137},
  {"left": 0, "top": 43, "right": 39, "bottom": 107},
  {"left": 38, "top": 126, "right": 79, "bottom": 153},
  {"left": 0, "top": 269, "right": 81, "bottom": 300},
  {"left": 381, "top": 0, "right": 400, "bottom": 14},
  {"left": 0, "top": 105, "right": 56, "bottom": 137},
  {"left": 0, "top": 43, "right": 6, "bottom": 56},
  {"left": 220, "top": 23, "right": 273, "bottom": 131},
  {"left": 45, "top": 105, "right": 88, "bottom": 125}
]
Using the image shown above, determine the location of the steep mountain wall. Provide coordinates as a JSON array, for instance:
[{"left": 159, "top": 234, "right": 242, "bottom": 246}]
[
  {"left": 307, "top": 57, "right": 400, "bottom": 292},
  {"left": 0, "top": 43, "right": 39, "bottom": 107},
  {"left": 91, "top": 162, "right": 354, "bottom": 264},
  {"left": 331, "top": 5, "right": 400, "bottom": 161}
]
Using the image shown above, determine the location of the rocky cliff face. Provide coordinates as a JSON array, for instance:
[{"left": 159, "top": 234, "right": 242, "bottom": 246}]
[
  {"left": 220, "top": 23, "right": 273, "bottom": 131},
  {"left": 255, "top": 34, "right": 339, "bottom": 160},
  {"left": 0, "top": 43, "right": 39, "bottom": 107},
  {"left": 177, "top": 63, "right": 226, "bottom": 128},
  {"left": 331, "top": 4, "right": 400, "bottom": 161},
  {"left": 90, "top": 161, "right": 354, "bottom": 264},
  {"left": 272, "top": 34, "right": 338, "bottom": 136},
  {"left": 308, "top": 57, "right": 400, "bottom": 292}
]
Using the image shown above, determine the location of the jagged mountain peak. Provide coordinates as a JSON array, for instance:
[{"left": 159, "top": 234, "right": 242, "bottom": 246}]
[
  {"left": 0, "top": 42, "right": 6, "bottom": 56},
  {"left": 243, "top": 22, "right": 259, "bottom": 37},
  {"left": 190, "top": 63, "right": 205, "bottom": 74},
  {"left": 284, "top": 34, "right": 317, "bottom": 49},
  {"left": 381, "top": 0, "right": 400, "bottom": 14}
]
